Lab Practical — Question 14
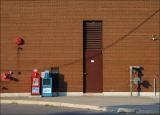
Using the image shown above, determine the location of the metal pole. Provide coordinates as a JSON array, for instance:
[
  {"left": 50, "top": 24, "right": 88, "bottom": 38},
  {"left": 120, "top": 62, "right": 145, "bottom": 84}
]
[
  {"left": 130, "top": 66, "right": 133, "bottom": 96},
  {"left": 159, "top": 0, "right": 160, "bottom": 97},
  {"left": 154, "top": 78, "right": 156, "bottom": 96}
]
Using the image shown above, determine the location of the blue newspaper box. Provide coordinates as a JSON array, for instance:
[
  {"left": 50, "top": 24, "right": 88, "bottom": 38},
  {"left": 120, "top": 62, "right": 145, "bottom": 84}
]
[{"left": 41, "top": 70, "right": 52, "bottom": 97}]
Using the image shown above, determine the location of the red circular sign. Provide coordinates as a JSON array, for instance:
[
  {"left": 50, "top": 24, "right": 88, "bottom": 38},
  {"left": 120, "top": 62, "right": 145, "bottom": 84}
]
[{"left": 16, "top": 37, "right": 23, "bottom": 45}]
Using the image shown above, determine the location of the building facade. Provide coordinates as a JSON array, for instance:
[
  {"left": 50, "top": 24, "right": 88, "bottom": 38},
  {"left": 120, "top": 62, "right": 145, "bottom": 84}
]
[{"left": 0, "top": 0, "right": 160, "bottom": 96}]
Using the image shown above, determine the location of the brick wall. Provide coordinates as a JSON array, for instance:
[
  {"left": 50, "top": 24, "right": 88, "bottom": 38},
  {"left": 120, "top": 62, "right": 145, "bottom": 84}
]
[{"left": 0, "top": 0, "right": 159, "bottom": 93}]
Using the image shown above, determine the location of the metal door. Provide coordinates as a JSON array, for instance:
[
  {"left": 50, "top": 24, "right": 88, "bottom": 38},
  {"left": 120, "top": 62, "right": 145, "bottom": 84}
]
[
  {"left": 84, "top": 50, "right": 103, "bottom": 92},
  {"left": 83, "top": 21, "right": 103, "bottom": 92}
]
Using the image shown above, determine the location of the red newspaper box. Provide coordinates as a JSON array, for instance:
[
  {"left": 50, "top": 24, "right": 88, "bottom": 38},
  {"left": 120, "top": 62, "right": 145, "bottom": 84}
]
[{"left": 31, "top": 69, "right": 41, "bottom": 95}]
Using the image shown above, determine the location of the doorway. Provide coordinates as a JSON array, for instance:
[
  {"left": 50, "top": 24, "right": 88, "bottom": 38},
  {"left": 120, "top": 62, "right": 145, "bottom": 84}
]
[{"left": 83, "top": 21, "right": 103, "bottom": 93}]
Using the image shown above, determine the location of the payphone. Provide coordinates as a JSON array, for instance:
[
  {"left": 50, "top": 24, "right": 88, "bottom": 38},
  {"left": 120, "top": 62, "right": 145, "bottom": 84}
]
[
  {"left": 130, "top": 66, "right": 142, "bottom": 96},
  {"left": 41, "top": 70, "right": 52, "bottom": 97}
]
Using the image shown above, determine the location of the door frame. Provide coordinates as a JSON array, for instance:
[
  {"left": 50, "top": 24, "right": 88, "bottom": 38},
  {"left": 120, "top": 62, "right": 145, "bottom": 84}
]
[{"left": 83, "top": 20, "right": 103, "bottom": 93}]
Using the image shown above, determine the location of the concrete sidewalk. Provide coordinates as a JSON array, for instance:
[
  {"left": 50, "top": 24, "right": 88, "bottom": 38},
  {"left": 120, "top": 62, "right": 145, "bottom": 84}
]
[{"left": 1, "top": 96, "right": 160, "bottom": 114}]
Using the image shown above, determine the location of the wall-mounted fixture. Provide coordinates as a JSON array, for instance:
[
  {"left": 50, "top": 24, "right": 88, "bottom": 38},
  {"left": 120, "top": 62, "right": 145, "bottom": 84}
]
[
  {"left": 16, "top": 36, "right": 25, "bottom": 54},
  {"left": 151, "top": 35, "right": 160, "bottom": 41},
  {"left": 16, "top": 37, "right": 24, "bottom": 45}
]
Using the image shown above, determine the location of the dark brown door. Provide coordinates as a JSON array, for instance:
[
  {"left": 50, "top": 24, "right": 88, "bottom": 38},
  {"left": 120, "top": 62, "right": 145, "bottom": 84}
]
[
  {"left": 83, "top": 21, "right": 103, "bottom": 93},
  {"left": 85, "top": 50, "right": 103, "bottom": 92}
]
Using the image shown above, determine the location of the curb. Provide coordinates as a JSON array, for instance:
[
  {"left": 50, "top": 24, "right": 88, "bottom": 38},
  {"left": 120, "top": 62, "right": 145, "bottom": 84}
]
[{"left": 1, "top": 100, "right": 107, "bottom": 111}]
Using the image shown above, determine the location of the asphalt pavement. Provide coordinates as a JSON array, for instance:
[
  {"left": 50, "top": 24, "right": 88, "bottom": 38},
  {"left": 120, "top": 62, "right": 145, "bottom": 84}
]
[
  {"left": 0, "top": 103, "right": 135, "bottom": 115},
  {"left": 1, "top": 96, "right": 160, "bottom": 114}
]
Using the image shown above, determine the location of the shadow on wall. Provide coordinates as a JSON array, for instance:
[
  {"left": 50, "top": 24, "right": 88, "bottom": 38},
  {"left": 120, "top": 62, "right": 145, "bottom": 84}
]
[
  {"left": 1, "top": 87, "right": 8, "bottom": 91},
  {"left": 9, "top": 77, "right": 19, "bottom": 82},
  {"left": 142, "top": 80, "right": 151, "bottom": 88},
  {"left": 50, "top": 67, "right": 67, "bottom": 96},
  {"left": 138, "top": 67, "right": 152, "bottom": 89}
]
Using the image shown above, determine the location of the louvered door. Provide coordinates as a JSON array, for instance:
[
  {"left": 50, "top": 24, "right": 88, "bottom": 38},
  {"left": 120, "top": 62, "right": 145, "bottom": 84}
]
[
  {"left": 83, "top": 21, "right": 102, "bottom": 49},
  {"left": 83, "top": 21, "right": 103, "bottom": 93}
]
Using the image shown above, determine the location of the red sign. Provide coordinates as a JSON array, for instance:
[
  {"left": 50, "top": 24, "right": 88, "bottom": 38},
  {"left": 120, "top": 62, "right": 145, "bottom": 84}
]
[{"left": 16, "top": 37, "right": 23, "bottom": 45}]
